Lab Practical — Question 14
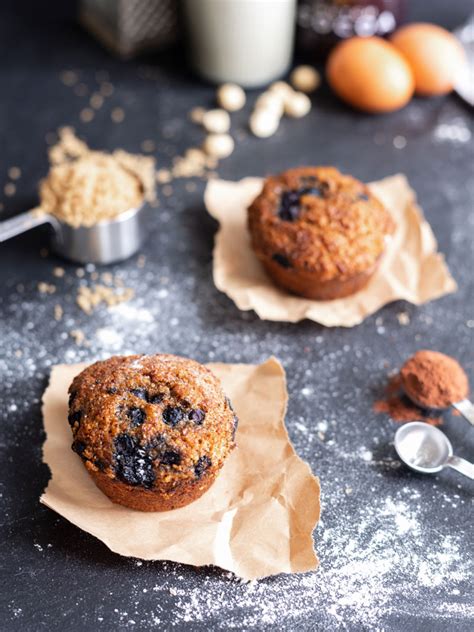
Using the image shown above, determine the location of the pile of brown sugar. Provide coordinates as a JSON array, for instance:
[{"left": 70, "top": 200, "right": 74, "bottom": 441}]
[
  {"left": 39, "top": 128, "right": 156, "bottom": 228},
  {"left": 374, "top": 350, "right": 470, "bottom": 425}
]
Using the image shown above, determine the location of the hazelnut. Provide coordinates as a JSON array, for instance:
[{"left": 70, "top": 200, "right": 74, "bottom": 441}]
[
  {"left": 202, "top": 109, "right": 231, "bottom": 134},
  {"left": 254, "top": 92, "right": 284, "bottom": 117},
  {"left": 249, "top": 110, "right": 280, "bottom": 138},
  {"left": 185, "top": 148, "right": 207, "bottom": 165},
  {"left": 216, "top": 83, "right": 246, "bottom": 112},
  {"left": 290, "top": 65, "right": 321, "bottom": 93},
  {"left": 269, "top": 81, "right": 293, "bottom": 99},
  {"left": 284, "top": 92, "right": 311, "bottom": 118},
  {"left": 202, "top": 133, "right": 234, "bottom": 159}
]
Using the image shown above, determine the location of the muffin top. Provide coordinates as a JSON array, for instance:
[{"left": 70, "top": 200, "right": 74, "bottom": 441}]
[
  {"left": 68, "top": 354, "right": 237, "bottom": 491},
  {"left": 248, "top": 166, "right": 395, "bottom": 282}
]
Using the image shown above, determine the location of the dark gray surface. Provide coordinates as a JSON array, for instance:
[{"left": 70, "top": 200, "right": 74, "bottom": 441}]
[{"left": 1, "top": 2, "right": 473, "bottom": 631}]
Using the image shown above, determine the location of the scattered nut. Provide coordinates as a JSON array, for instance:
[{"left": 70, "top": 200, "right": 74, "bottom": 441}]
[
  {"left": 185, "top": 148, "right": 207, "bottom": 165},
  {"left": 254, "top": 92, "right": 284, "bottom": 117},
  {"left": 284, "top": 92, "right": 311, "bottom": 118},
  {"left": 290, "top": 65, "right": 321, "bottom": 93},
  {"left": 217, "top": 83, "right": 246, "bottom": 112},
  {"left": 202, "top": 109, "right": 231, "bottom": 134},
  {"left": 249, "top": 110, "right": 280, "bottom": 138},
  {"left": 269, "top": 81, "right": 293, "bottom": 99},
  {"left": 202, "top": 133, "right": 234, "bottom": 159}
]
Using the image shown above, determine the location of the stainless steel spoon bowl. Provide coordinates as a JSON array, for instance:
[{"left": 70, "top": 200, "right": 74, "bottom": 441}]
[
  {"left": 394, "top": 422, "right": 474, "bottom": 480},
  {"left": 0, "top": 204, "right": 145, "bottom": 265}
]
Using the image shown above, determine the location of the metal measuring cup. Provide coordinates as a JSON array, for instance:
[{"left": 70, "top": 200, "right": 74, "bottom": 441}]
[
  {"left": 395, "top": 422, "right": 474, "bottom": 480},
  {"left": 0, "top": 204, "right": 145, "bottom": 265}
]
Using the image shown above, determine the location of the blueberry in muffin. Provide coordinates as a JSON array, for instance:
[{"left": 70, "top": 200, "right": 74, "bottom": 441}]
[
  {"left": 68, "top": 354, "right": 237, "bottom": 511},
  {"left": 247, "top": 166, "right": 395, "bottom": 300}
]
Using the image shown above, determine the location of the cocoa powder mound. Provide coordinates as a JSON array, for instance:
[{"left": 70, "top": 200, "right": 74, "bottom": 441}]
[
  {"left": 400, "top": 350, "right": 469, "bottom": 409},
  {"left": 373, "top": 375, "right": 442, "bottom": 426}
]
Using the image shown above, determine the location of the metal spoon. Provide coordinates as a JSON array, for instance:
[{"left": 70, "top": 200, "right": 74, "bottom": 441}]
[
  {"left": 0, "top": 204, "right": 145, "bottom": 265},
  {"left": 395, "top": 422, "right": 474, "bottom": 480}
]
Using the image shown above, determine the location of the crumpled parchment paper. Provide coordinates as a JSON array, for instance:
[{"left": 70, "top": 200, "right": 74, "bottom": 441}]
[
  {"left": 40, "top": 357, "right": 320, "bottom": 581},
  {"left": 205, "top": 174, "right": 457, "bottom": 327}
]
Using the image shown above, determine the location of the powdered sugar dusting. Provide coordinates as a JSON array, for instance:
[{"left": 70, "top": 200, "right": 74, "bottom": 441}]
[
  {"left": 106, "top": 483, "right": 471, "bottom": 629},
  {"left": 205, "top": 493, "right": 464, "bottom": 628}
]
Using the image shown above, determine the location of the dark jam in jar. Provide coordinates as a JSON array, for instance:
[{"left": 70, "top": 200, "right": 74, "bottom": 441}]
[{"left": 297, "top": 0, "right": 405, "bottom": 57}]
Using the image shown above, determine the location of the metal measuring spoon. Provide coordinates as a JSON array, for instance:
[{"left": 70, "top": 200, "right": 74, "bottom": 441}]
[
  {"left": 0, "top": 204, "right": 145, "bottom": 265},
  {"left": 395, "top": 422, "right": 474, "bottom": 480},
  {"left": 401, "top": 378, "right": 474, "bottom": 427}
]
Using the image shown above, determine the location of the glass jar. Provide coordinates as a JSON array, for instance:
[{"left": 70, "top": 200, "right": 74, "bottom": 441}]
[{"left": 182, "top": 0, "right": 297, "bottom": 87}]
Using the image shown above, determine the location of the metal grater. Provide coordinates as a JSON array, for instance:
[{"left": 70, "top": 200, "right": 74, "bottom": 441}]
[{"left": 80, "top": 0, "right": 180, "bottom": 58}]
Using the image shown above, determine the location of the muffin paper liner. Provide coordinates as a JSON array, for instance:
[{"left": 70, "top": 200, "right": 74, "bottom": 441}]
[
  {"left": 40, "top": 358, "right": 320, "bottom": 580},
  {"left": 205, "top": 174, "right": 457, "bottom": 327}
]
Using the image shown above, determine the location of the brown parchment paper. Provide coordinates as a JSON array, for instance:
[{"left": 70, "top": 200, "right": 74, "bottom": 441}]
[
  {"left": 205, "top": 174, "right": 457, "bottom": 327},
  {"left": 40, "top": 358, "right": 320, "bottom": 581}
]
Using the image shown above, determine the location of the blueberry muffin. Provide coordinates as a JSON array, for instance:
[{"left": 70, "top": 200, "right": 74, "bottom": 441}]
[
  {"left": 68, "top": 354, "right": 237, "bottom": 512},
  {"left": 248, "top": 166, "right": 395, "bottom": 300}
]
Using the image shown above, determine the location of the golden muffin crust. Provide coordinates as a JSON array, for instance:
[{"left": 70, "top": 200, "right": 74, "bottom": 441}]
[
  {"left": 247, "top": 166, "right": 395, "bottom": 299},
  {"left": 68, "top": 354, "right": 237, "bottom": 511}
]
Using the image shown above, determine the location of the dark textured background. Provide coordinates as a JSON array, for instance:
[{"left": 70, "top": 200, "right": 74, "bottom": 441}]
[{"left": 0, "top": 1, "right": 473, "bottom": 630}]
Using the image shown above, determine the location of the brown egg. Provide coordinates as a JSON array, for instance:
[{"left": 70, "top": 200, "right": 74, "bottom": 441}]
[
  {"left": 391, "top": 23, "right": 466, "bottom": 96},
  {"left": 327, "top": 37, "right": 415, "bottom": 113}
]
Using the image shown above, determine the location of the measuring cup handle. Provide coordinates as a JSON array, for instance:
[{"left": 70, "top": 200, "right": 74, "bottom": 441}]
[
  {"left": 446, "top": 455, "right": 474, "bottom": 480},
  {"left": 452, "top": 399, "right": 474, "bottom": 427},
  {"left": 0, "top": 209, "right": 58, "bottom": 243}
]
